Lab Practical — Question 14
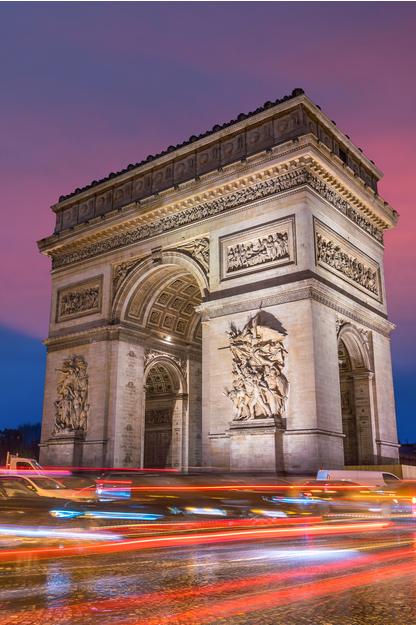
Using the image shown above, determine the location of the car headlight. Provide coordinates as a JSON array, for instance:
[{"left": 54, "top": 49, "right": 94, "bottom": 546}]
[
  {"left": 184, "top": 507, "right": 227, "bottom": 516},
  {"left": 250, "top": 509, "right": 287, "bottom": 518},
  {"left": 50, "top": 509, "right": 83, "bottom": 519}
]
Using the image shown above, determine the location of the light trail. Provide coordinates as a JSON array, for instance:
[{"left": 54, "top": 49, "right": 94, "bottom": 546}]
[
  {"left": 124, "top": 560, "right": 416, "bottom": 625},
  {"left": 114, "top": 483, "right": 376, "bottom": 491},
  {"left": 44, "top": 466, "right": 178, "bottom": 473},
  {"left": 89, "top": 516, "right": 323, "bottom": 534},
  {"left": 0, "top": 525, "right": 120, "bottom": 541},
  {"left": 0, "top": 543, "right": 414, "bottom": 624},
  {"left": 0, "top": 521, "right": 390, "bottom": 563}
]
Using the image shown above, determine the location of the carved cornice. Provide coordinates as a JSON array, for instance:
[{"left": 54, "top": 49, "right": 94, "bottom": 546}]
[
  {"left": 51, "top": 93, "right": 381, "bottom": 219},
  {"left": 48, "top": 164, "right": 384, "bottom": 270}
]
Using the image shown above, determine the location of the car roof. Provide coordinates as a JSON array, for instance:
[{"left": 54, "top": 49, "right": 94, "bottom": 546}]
[{"left": 303, "top": 480, "right": 363, "bottom": 486}]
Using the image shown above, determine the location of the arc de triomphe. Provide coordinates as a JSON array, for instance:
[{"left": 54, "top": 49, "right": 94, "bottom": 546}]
[{"left": 38, "top": 88, "right": 399, "bottom": 473}]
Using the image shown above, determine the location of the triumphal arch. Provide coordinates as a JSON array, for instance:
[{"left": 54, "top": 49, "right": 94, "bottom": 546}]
[{"left": 38, "top": 88, "right": 399, "bottom": 473}]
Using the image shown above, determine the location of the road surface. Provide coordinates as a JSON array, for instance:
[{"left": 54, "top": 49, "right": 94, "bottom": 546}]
[{"left": 1, "top": 518, "right": 415, "bottom": 624}]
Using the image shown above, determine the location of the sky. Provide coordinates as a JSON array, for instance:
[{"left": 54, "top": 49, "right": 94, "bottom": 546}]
[{"left": 0, "top": 2, "right": 415, "bottom": 440}]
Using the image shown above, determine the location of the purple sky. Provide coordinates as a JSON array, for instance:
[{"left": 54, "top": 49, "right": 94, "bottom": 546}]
[{"left": 1, "top": 2, "right": 415, "bottom": 439}]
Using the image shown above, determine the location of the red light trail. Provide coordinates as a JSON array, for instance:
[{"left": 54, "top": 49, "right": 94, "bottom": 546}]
[
  {"left": 0, "top": 543, "right": 414, "bottom": 625},
  {"left": 0, "top": 521, "right": 389, "bottom": 563}
]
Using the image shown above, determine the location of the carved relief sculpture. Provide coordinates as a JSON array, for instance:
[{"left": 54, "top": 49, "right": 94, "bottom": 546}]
[
  {"left": 316, "top": 233, "right": 379, "bottom": 295},
  {"left": 53, "top": 355, "right": 89, "bottom": 433},
  {"left": 315, "top": 220, "right": 381, "bottom": 300},
  {"left": 56, "top": 277, "right": 102, "bottom": 321},
  {"left": 176, "top": 237, "right": 210, "bottom": 271},
  {"left": 224, "top": 311, "right": 288, "bottom": 425},
  {"left": 220, "top": 216, "right": 295, "bottom": 280},
  {"left": 145, "top": 408, "right": 172, "bottom": 426},
  {"left": 227, "top": 231, "right": 289, "bottom": 273},
  {"left": 112, "top": 258, "right": 142, "bottom": 294}
]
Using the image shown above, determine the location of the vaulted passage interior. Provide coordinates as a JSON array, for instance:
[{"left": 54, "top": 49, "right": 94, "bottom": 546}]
[{"left": 124, "top": 265, "right": 203, "bottom": 344}]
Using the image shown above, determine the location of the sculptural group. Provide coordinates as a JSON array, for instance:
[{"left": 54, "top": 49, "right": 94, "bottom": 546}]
[
  {"left": 225, "top": 312, "right": 288, "bottom": 424},
  {"left": 54, "top": 355, "right": 89, "bottom": 433},
  {"left": 316, "top": 233, "right": 378, "bottom": 295},
  {"left": 227, "top": 231, "right": 289, "bottom": 272}
]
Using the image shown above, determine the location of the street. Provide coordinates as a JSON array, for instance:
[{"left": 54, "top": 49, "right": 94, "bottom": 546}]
[{"left": 1, "top": 519, "right": 415, "bottom": 625}]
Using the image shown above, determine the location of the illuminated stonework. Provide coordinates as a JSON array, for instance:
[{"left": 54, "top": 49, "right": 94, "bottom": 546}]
[{"left": 39, "top": 91, "right": 399, "bottom": 472}]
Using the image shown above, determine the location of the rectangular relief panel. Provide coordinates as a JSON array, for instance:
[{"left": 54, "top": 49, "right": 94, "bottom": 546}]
[
  {"left": 219, "top": 215, "right": 296, "bottom": 281},
  {"left": 314, "top": 218, "right": 382, "bottom": 302},
  {"left": 56, "top": 275, "right": 103, "bottom": 322}
]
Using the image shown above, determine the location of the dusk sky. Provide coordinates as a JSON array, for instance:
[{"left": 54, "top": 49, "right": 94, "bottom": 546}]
[{"left": 1, "top": 3, "right": 415, "bottom": 440}]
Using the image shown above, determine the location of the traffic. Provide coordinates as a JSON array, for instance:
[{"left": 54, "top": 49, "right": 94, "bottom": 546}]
[{"left": 1, "top": 455, "right": 416, "bottom": 530}]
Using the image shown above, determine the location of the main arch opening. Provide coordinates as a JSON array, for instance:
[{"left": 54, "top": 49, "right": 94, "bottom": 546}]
[{"left": 120, "top": 258, "right": 204, "bottom": 470}]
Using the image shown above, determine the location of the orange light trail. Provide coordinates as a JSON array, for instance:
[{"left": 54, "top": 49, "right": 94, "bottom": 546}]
[{"left": 102, "top": 483, "right": 375, "bottom": 491}]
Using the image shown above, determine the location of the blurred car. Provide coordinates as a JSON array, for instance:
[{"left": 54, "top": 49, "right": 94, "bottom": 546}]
[
  {"left": 316, "top": 469, "right": 401, "bottom": 487},
  {"left": 0, "top": 478, "right": 78, "bottom": 525},
  {"left": 0, "top": 474, "right": 95, "bottom": 501},
  {"left": 296, "top": 480, "right": 385, "bottom": 515},
  {"left": 0, "top": 477, "right": 168, "bottom": 525},
  {"left": 95, "top": 472, "right": 308, "bottom": 518},
  {"left": 385, "top": 482, "right": 416, "bottom": 516}
]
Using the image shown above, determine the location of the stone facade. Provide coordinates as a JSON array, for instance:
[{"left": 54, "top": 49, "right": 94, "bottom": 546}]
[{"left": 38, "top": 90, "right": 399, "bottom": 473}]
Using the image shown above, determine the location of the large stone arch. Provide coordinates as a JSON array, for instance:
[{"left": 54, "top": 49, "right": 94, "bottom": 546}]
[
  {"left": 109, "top": 255, "right": 204, "bottom": 471},
  {"left": 337, "top": 322, "right": 376, "bottom": 465}
]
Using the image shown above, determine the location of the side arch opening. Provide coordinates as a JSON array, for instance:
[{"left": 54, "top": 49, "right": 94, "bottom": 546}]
[{"left": 337, "top": 324, "right": 375, "bottom": 466}]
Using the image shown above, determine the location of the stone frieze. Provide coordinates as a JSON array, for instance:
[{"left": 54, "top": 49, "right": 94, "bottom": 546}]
[
  {"left": 56, "top": 276, "right": 102, "bottom": 322},
  {"left": 315, "top": 220, "right": 381, "bottom": 300},
  {"left": 51, "top": 168, "right": 383, "bottom": 269},
  {"left": 220, "top": 216, "right": 294, "bottom": 280}
]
